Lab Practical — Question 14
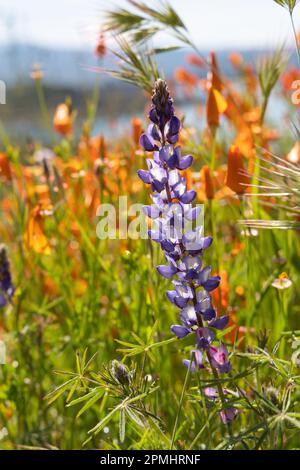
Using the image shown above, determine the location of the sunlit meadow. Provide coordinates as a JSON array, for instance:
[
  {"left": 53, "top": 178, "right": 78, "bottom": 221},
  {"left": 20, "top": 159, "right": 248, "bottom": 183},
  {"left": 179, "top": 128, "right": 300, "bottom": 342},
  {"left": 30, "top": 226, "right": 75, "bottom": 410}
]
[{"left": 1, "top": 0, "right": 300, "bottom": 451}]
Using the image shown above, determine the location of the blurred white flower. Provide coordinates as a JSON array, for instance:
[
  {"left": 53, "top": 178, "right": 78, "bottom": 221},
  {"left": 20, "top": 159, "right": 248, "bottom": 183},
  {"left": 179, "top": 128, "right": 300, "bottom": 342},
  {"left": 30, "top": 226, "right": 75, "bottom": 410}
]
[{"left": 272, "top": 272, "right": 292, "bottom": 290}]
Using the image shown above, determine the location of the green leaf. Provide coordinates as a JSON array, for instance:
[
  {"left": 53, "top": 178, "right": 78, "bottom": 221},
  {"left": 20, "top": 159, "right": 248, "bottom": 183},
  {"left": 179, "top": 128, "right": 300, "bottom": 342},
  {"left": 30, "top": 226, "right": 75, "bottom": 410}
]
[
  {"left": 88, "top": 402, "right": 123, "bottom": 436},
  {"left": 77, "top": 390, "right": 104, "bottom": 418},
  {"left": 126, "top": 407, "right": 145, "bottom": 428},
  {"left": 119, "top": 408, "right": 126, "bottom": 443},
  {"left": 45, "top": 377, "right": 77, "bottom": 405}
]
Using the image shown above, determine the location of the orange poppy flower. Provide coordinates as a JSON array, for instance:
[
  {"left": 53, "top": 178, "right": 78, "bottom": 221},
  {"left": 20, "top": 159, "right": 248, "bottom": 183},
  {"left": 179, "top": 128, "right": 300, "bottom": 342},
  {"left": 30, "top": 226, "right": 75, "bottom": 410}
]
[
  {"left": 206, "top": 53, "right": 227, "bottom": 129},
  {"left": 186, "top": 54, "right": 204, "bottom": 68},
  {"left": 0, "top": 153, "right": 12, "bottom": 181},
  {"left": 43, "top": 275, "right": 58, "bottom": 296},
  {"left": 208, "top": 52, "right": 222, "bottom": 91},
  {"left": 244, "top": 65, "right": 257, "bottom": 95},
  {"left": 175, "top": 68, "right": 198, "bottom": 87},
  {"left": 201, "top": 165, "right": 215, "bottom": 200},
  {"left": 212, "top": 270, "right": 229, "bottom": 313},
  {"left": 53, "top": 102, "right": 73, "bottom": 136},
  {"left": 25, "top": 204, "right": 52, "bottom": 255},
  {"left": 281, "top": 66, "right": 300, "bottom": 92},
  {"left": 131, "top": 117, "right": 142, "bottom": 147},
  {"left": 90, "top": 135, "right": 107, "bottom": 162},
  {"left": 226, "top": 145, "right": 249, "bottom": 194},
  {"left": 229, "top": 53, "right": 243, "bottom": 68}
]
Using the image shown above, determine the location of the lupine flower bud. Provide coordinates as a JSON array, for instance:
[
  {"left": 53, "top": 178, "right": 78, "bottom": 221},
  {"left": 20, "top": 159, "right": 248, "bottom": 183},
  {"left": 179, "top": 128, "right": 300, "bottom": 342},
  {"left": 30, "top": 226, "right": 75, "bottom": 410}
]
[{"left": 111, "top": 360, "right": 130, "bottom": 386}]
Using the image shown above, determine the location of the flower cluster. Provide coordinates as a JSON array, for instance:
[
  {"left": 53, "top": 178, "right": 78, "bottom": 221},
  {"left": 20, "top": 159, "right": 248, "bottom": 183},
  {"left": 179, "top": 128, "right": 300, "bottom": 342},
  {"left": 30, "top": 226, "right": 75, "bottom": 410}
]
[
  {"left": 0, "top": 245, "right": 14, "bottom": 307},
  {"left": 138, "top": 79, "right": 236, "bottom": 423}
]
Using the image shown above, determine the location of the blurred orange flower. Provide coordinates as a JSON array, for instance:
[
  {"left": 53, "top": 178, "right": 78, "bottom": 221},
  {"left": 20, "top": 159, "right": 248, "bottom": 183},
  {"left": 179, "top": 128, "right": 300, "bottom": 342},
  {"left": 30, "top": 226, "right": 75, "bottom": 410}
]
[
  {"left": 226, "top": 145, "right": 249, "bottom": 195},
  {"left": 95, "top": 32, "right": 106, "bottom": 58},
  {"left": 53, "top": 102, "right": 73, "bottom": 136},
  {"left": 131, "top": 117, "right": 142, "bottom": 147},
  {"left": 281, "top": 66, "right": 300, "bottom": 92},
  {"left": 206, "top": 52, "right": 227, "bottom": 129},
  {"left": 25, "top": 204, "right": 52, "bottom": 255},
  {"left": 201, "top": 165, "right": 215, "bottom": 200},
  {"left": 186, "top": 54, "right": 204, "bottom": 68},
  {"left": 212, "top": 270, "right": 229, "bottom": 313},
  {"left": 175, "top": 68, "right": 198, "bottom": 87},
  {"left": 229, "top": 52, "right": 243, "bottom": 68},
  {"left": 0, "top": 153, "right": 12, "bottom": 181}
]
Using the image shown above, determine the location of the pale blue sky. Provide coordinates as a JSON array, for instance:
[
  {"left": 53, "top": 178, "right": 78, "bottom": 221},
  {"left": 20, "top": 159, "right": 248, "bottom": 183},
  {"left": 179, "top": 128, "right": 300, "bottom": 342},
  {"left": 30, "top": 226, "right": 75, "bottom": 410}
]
[{"left": 0, "top": 0, "right": 299, "bottom": 50}]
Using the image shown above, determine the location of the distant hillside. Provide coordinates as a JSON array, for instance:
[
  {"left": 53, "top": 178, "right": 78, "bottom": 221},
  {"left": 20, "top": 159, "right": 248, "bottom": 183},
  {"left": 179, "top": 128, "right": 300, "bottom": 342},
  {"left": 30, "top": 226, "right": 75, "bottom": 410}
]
[
  {"left": 0, "top": 43, "right": 294, "bottom": 88},
  {"left": 0, "top": 43, "right": 294, "bottom": 143}
]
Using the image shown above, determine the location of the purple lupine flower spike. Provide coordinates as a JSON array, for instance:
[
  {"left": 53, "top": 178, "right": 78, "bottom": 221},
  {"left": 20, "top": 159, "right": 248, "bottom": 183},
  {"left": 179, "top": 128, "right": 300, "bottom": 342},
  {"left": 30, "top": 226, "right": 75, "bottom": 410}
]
[
  {"left": 0, "top": 245, "right": 14, "bottom": 307},
  {"left": 138, "top": 79, "right": 237, "bottom": 424}
]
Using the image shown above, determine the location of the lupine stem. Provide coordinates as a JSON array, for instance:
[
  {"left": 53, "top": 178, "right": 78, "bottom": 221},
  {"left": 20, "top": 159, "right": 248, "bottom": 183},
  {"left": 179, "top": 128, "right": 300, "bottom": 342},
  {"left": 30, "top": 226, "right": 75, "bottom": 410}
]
[
  {"left": 191, "top": 286, "right": 232, "bottom": 436},
  {"left": 206, "top": 351, "right": 233, "bottom": 438}
]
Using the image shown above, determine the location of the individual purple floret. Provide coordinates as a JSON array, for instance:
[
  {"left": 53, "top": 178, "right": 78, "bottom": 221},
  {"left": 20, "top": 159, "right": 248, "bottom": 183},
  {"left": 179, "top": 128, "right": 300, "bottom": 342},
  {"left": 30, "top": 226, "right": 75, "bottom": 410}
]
[
  {"left": 0, "top": 244, "right": 14, "bottom": 307},
  {"left": 138, "top": 79, "right": 237, "bottom": 424}
]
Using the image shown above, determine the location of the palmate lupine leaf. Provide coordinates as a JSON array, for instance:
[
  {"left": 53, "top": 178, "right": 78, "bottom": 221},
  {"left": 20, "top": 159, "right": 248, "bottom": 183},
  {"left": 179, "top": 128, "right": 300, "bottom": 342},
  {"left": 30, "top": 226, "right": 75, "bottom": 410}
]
[
  {"left": 85, "top": 387, "right": 159, "bottom": 443},
  {"left": 115, "top": 328, "right": 177, "bottom": 359},
  {"left": 67, "top": 389, "right": 105, "bottom": 419},
  {"left": 45, "top": 350, "right": 98, "bottom": 405}
]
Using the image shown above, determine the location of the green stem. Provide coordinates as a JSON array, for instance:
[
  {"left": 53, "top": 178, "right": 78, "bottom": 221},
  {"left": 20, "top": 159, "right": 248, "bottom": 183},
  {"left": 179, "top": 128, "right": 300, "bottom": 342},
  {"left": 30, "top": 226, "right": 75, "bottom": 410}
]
[
  {"left": 210, "top": 130, "right": 217, "bottom": 171},
  {"left": 290, "top": 12, "right": 300, "bottom": 67},
  {"left": 206, "top": 352, "right": 233, "bottom": 439},
  {"left": 260, "top": 93, "right": 269, "bottom": 126},
  {"left": 87, "top": 72, "right": 101, "bottom": 130},
  {"left": 170, "top": 358, "right": 192, "bottom": 449},
  {"left": 34, "top": 78, "right": 55, "bottom": 141}
]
